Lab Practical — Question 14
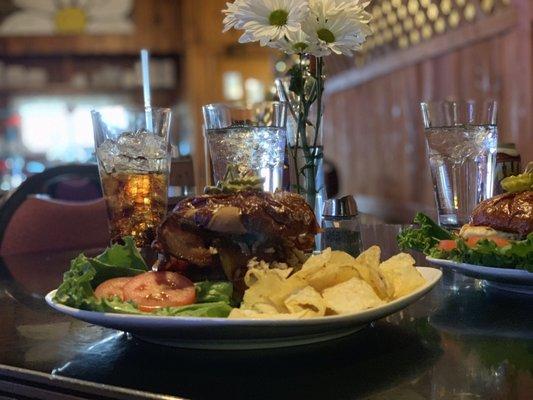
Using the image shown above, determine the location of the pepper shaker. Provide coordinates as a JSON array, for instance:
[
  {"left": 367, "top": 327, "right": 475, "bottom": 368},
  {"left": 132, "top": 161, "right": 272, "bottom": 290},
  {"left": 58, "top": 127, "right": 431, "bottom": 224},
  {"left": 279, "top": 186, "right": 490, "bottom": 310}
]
[{"left": 321, "top": 195, "right": 362, "bottom": 257}]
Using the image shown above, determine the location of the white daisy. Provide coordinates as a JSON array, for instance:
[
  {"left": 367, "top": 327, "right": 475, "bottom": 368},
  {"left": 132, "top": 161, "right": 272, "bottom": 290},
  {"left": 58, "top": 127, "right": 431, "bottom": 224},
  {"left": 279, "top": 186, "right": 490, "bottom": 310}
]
[
  {"left": 271, "top": 30, "right": 321, "bottom": 55},
  {"left": 0, "top": 0, "right": 134, "bottom": 36},
  {"left": 222, "top": 0, "right": 250, "bottom": 33},
  {"left": 224, "top": 0, "right": 309, "bottom": 46},
  {"left": 337, "top": 0, "right": 372, "bottom": 24},
  {"left": 304, "top": 0, "right": 371, "bottom": 56}
]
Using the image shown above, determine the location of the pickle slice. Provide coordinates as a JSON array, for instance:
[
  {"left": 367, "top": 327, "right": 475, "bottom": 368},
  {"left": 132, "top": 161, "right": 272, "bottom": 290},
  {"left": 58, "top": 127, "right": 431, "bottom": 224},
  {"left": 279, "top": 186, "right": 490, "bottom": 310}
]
[{"left": 501, "top": 162, "right": 533, "bottom": 193}]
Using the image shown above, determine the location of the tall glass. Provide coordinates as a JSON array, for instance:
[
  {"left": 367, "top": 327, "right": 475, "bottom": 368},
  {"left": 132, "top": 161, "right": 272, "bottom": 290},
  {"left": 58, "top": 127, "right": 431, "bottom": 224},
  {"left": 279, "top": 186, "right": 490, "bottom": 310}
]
[
  {"left": 91, "top": 106, "right": 171, "bottom": 247},
  {"left": 420, "top": 100, "right": 498, "bottom": 227},
  {"left": 202, "top": 102, "right": 288, "bottom": 192}
]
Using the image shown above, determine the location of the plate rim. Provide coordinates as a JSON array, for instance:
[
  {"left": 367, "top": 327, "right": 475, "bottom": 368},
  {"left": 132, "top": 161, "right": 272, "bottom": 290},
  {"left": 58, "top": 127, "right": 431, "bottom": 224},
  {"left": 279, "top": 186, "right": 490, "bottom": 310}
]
[
  {"left": 426, "top": 256, "right": 532, "bottom": 277},
  {"left": 45, "top": 267, "right": 442, "bottom": 326}
]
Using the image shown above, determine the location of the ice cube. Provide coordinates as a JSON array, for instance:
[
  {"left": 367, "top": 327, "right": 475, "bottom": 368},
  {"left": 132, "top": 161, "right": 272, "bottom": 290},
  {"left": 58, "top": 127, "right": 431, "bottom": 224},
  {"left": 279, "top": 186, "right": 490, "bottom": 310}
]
[
  {"left": 116, "top": 130, "right": 167, "bottom": 160},
  {"left": 96, "top": 139, "right": 120, "bottom": 173},
  {"left": 98, "top": 131, "right": 168, "bottom": 173},
  {"left": 143, "top": 133, "right": 167, "bottom": 159}
]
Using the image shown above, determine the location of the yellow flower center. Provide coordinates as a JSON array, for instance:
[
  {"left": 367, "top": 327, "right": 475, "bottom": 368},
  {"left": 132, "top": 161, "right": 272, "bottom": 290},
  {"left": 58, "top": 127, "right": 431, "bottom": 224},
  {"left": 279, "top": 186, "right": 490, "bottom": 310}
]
[
  {"left": 317, "top": 28, "right": 335, "bottom": 43},
  {"left": 269, "top": 9, "right": 288, "bottom": 26},
  {"left": 55, "top": 7, "right": 87, "bottom": 34}
]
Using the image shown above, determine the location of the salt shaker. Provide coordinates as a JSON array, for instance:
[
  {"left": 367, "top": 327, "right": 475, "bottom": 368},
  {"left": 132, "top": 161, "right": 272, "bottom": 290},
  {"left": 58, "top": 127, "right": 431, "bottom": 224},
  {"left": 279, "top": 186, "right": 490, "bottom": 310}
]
[{"left": 321, "top": 195, "right": 362, "bottom": 257}]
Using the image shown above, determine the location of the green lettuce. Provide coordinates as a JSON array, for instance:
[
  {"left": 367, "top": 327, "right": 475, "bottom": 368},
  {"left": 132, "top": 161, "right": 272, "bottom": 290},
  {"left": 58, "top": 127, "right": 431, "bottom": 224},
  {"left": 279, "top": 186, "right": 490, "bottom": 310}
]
[
  {"left": 438, "top": 235, "right": 533, "bottom": 271},
  {"left": 53, "top": 240, "right": 234, "bottom": 316},
  {"left": 397, "top": 213, "right": 453, "bottom": 253},
  {"left": 194, "top": 281, "right": 233, "bottom": 303},
  {"left": 155, "top": 301, "right": 232, "bottom": 318},
  {"left": 96, "top": 236, "right": 147, "bottom": 271},
  {"left": 398, "top": 214, "right": 533, "bottom": 271},
  {"left": 54, "top": 238, "right": 148, "bottom": 308}
]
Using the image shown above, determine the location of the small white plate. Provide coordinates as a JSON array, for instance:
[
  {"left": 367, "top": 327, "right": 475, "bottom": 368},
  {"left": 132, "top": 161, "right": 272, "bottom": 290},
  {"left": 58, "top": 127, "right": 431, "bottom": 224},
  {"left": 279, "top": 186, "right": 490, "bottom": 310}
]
[
  {"left": 426, "top": 257, "right": 533, "bottom": 290},
  {"left": 46, "top": 267, "right": 442, "bottom": 350}
]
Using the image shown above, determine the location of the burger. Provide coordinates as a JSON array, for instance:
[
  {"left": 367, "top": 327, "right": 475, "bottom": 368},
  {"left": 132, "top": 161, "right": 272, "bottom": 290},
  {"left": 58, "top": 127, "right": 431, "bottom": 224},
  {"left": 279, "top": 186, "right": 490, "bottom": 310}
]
[
  {"left": 460, "top": 190, "right": 533, "bottom": 240},
  {"left": 459, "top": 163, "right": 533, "bottom": 241},
  {"left": 152, "top": 167, "right": 319, "bottom": 294}
]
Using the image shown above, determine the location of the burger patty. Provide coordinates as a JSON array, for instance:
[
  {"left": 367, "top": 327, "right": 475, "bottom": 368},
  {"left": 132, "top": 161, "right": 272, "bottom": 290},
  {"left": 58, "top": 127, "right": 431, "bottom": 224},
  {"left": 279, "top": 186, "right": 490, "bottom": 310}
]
[{"left": 471, "top": 191, "right": 533, "bottom": 237}]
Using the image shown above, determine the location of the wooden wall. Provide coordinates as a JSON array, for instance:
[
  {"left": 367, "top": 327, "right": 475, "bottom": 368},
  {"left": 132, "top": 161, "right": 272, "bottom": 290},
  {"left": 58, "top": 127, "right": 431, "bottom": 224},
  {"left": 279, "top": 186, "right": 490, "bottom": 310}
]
[
  {"left": 181, "top": 0, "right": 274, "bottom": 189},
  {"left": 323, "top": 0, "right": 532, "bottom": 211}
]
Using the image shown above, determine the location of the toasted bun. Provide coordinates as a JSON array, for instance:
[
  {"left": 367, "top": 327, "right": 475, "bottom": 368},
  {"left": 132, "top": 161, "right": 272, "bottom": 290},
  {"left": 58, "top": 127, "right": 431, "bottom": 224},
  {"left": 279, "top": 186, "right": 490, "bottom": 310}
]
[
  {"left": 470, "top": 191, "right": 533, "bottom": 237},
  {"left": 166, "top": 190, "right": 320, "bottom": 238}
]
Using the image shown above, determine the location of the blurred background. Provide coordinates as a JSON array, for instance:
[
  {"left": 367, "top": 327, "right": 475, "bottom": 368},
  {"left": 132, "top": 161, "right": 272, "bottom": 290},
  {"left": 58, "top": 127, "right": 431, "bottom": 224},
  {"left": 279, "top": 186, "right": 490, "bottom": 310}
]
[{"left": 0, "top": 0, "right": 530, "bottom": 212}]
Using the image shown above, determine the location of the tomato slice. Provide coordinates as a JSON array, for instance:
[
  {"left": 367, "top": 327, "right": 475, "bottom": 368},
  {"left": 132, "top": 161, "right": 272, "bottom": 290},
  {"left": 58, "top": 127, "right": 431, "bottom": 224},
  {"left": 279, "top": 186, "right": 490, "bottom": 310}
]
[
  {"left": 437, "top": 240, "right": 457, "bottom": 252},
  {"left": 122, "top": 271, "right": 196, "bottom": 311},
  {"left": 94, "top": 277, "right": 131, "bottom": 300},
  {"left": 466, "top": 236, "right": 510, "bottom": 248}
]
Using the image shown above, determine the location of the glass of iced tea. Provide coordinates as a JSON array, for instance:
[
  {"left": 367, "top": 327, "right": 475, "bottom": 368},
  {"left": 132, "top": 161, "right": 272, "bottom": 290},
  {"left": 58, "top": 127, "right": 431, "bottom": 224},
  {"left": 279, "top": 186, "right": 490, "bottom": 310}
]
[{"left": 91, "top": 106, "right": 171, "bottom": 248}]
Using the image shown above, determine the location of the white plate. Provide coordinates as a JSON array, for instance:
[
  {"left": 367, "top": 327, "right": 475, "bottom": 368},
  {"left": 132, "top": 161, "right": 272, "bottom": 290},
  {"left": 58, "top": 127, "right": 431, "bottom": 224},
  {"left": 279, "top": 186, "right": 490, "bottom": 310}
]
[
  {"left": 46, "top": 267, "right": 442, "bottom": 350},
  {"left": 426, "top": 257, "right": 533, "bottom": 288}
]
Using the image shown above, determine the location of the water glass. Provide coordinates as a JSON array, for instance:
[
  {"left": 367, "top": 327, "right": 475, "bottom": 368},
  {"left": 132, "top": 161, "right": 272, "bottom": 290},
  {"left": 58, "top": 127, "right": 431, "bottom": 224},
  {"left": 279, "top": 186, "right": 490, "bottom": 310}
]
[
  {"left": 202, "top": 102, "right": 288, "bottom": 192},
  {"left": 91, "top": 106, "right": 171, "bottom": 247},
  {"left": 420, "top": 100, "right": 498, "bottom": 227}
]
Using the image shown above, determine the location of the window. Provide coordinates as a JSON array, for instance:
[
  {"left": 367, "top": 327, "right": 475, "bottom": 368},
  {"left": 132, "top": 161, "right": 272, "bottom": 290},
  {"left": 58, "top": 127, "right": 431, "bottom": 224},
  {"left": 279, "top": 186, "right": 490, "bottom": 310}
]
[{"left": 13, "top": 95, "right": 127, "bottom": 163}]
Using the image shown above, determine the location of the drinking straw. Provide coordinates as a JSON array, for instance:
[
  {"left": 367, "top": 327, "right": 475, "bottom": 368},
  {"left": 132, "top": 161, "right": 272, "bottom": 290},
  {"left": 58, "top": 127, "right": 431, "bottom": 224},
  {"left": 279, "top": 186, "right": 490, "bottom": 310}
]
[{"left": 140, "top": 49, "right": 153, "bottom": 130}]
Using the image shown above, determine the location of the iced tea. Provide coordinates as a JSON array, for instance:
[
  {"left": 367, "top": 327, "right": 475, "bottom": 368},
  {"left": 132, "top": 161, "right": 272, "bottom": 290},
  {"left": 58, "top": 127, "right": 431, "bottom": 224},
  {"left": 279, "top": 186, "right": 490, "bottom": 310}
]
[
  {"left": 100, "top": 171, "right": 168, "bottom": 246},
  {"left": 91, "top": 107, "right": 171, "bottom": 248}
]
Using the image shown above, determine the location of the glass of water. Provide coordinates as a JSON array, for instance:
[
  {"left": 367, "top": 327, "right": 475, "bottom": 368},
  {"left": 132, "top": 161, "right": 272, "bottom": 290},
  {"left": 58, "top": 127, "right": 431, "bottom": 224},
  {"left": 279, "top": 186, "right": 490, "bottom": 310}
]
[
  {"left": 420, "top": 100, "right": 498, "bottom": 228},
  {"left": 202, "top": 102, "right": 288, "bottom": 192}
]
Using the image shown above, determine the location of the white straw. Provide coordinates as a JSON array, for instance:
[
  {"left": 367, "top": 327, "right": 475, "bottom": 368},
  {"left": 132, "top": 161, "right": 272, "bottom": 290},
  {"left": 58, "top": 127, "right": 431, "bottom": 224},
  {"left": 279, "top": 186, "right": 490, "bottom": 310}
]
[{"left": 140, "top": 49, "right": 153, "bottom": 131}]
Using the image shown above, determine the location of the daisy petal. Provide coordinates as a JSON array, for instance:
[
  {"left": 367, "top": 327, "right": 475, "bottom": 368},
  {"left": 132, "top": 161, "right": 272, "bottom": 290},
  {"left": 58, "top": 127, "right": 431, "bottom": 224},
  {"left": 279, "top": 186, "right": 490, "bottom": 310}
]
[
  {"left": 13, "top": 0, "right": 56, "bottom": 14},
  {"left": 0, "top": 12, "right": 54, "bottom": 35}
]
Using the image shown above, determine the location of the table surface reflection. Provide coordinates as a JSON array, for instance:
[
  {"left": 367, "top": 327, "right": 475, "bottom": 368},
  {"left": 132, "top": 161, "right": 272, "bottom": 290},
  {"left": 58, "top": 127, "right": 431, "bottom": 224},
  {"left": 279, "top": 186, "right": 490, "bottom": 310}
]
[{"left": 0, "top": 224, "right": 531, "bottom": 400}]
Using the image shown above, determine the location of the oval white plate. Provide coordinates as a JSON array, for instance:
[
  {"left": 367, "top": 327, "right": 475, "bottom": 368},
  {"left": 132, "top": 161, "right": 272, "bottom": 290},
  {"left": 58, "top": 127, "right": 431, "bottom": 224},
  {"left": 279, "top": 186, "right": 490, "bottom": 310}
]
[
  {"left": 426, "top": 257, "right": 533, "bottom": 286},
  {"left": 46, "top": 267, "right": 442, "bottom": 350}
]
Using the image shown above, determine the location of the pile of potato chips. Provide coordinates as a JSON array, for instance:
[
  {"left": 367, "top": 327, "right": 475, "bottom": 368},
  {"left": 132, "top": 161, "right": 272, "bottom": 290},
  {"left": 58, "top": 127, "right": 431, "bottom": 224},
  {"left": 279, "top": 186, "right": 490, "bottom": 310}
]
[{"left": 228, "top": 246, "right": 427, "bottom": 319}]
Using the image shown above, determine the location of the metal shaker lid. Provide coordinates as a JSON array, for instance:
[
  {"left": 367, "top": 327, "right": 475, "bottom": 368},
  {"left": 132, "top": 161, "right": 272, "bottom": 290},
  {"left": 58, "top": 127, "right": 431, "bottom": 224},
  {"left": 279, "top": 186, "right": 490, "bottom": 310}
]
[{"left": 322, "top": 195, "right": 358, "bottom": 218}]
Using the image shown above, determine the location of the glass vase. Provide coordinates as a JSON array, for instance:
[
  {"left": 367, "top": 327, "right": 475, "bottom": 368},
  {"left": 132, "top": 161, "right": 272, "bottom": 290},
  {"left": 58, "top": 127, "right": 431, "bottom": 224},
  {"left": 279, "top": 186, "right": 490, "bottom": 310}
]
[{"left": 286, "top": 101, "right": 326, "bottom": 223}]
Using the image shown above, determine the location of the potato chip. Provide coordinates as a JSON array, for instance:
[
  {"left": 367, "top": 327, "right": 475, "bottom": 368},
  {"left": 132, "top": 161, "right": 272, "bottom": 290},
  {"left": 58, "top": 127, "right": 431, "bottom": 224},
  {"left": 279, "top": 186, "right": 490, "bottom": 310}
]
[
  {"left": 244, "top": 266, "right": 292, "bottom": 288},
  {"left": 268, "top": 275, "right": 308, "bottom": 308},
  {"left": 328, "top": 250, "right": 356, "bottom": 266},
  {"left": 295, "top": 248, "right": 332, "bottom": 278},
  {"left": 250, "top": 302, "right": 280, "bottom": 314},
  {"left": 351, "top": 260, "right": 391, "bottom": 300},
  {"left": 304, "top": 263, "right": 361, "bottom": 292},
  {"left": 284, "top": 286, "right": 326, "bottom": 317},
  {"left": 356, "top": 246, "right": 381, "bottom": 270},
  {"left": 378, "top": 253, "right": 426, "bottom": 299},
  {"left": 241, "top": 270, "right": 287, "bottom": 311},
  {"left": 322, "top": 277, "right": 385, "bottom": 315},
  {"left": 235, "top": 246, "right": 428, "bottom": 319}
]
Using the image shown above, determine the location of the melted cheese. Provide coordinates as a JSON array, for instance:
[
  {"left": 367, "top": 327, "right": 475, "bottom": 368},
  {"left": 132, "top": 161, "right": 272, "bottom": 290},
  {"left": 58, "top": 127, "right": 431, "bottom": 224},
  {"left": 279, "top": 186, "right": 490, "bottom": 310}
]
[{"left": 206, "top": 206, "right": 247, "bottom": 234}]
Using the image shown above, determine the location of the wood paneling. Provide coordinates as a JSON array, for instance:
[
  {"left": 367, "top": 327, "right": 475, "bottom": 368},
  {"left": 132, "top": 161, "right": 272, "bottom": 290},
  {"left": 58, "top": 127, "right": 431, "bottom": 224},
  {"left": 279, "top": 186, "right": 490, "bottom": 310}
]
[
  {"left": 323, "top": 0, "right": 532, "bottom": 211},
  {"left": 181, "top": 0, "right": 275, "bottom": 190}
]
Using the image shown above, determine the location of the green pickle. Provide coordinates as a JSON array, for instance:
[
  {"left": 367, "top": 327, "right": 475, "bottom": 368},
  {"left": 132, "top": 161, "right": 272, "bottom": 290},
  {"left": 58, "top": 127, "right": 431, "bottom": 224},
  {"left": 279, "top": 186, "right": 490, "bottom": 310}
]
[{"left": 501, "top": 162, "right": 533, "bottom": 193}]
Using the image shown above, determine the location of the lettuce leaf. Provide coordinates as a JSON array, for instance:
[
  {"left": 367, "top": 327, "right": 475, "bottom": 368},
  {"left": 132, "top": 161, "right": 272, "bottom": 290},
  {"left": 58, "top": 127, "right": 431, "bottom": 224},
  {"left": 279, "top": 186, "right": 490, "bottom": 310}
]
[
  {"left": 53, "top": 239, "right": 235, "bottom": 316},
  {"left": 439, "top": 235, "right": 533, "bottom": 271},
  {"left": 54, "top": 254, "right": 96, "bottom": 309},
  {"left": 398, "top": 215, "right": 533, "bottom": 271},
  {"left": 154, "top": 302, "right": 232, "bottom": 318},
  {"left": 95, "top": 237, "right": 147, "bottom": 271},
  {"left": 53, "top": 237, "right": 148, "bottom": 307},
  {"left": 397, "top": 213, "right": 453, "bottom": 253},
  {"left": 194, "top": 281, "right": 233, "bottom": 303}
]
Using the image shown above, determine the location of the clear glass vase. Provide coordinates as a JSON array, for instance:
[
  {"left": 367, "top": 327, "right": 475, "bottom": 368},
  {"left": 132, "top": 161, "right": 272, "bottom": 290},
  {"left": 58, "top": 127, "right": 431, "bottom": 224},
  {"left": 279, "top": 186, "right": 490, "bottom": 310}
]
[{"left": 285, "top": 101, "right": 326, "bottom": 223}]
